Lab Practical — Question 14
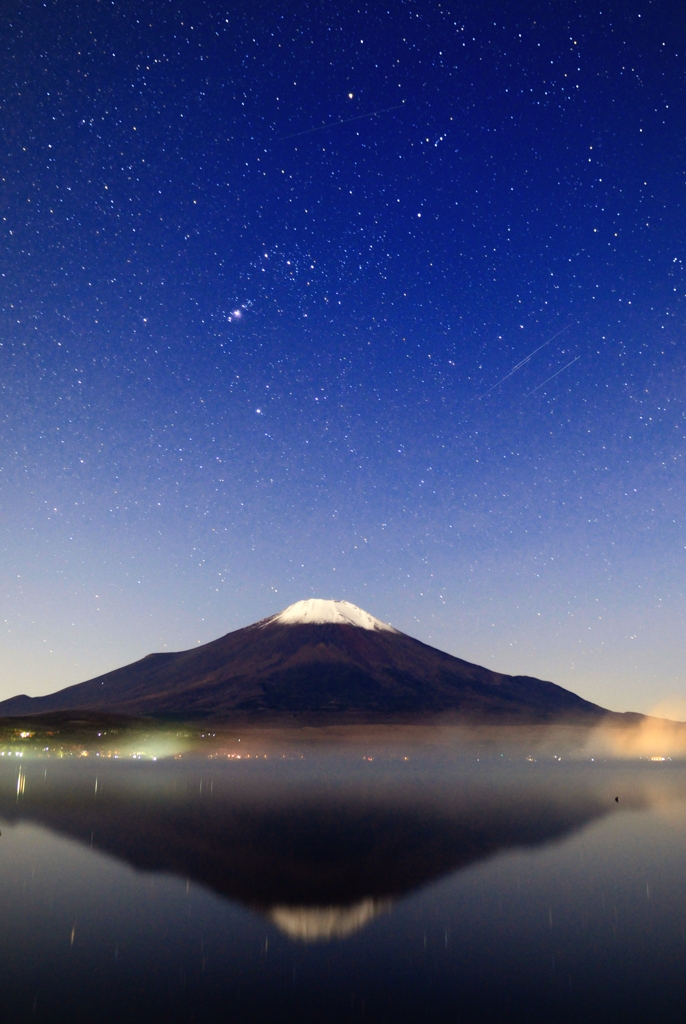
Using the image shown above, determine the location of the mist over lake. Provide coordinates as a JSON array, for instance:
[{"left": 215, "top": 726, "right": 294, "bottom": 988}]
[{"left": 2, "top": 734, "right": 686, "bottom": 1023}]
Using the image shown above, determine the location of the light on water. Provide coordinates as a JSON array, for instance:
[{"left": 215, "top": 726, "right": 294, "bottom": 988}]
[{"left": 2, "top": 731, "right": 686, "bottom": 1022}]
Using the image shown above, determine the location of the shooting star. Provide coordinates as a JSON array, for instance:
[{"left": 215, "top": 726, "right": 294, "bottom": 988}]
[
  {"left": 478, "top": 323, "right": 574, "bottom": 399},
  {"left": 523, "top": 355, "right": 581, "bottom": 398},
  {"left": 279, "top": 102, "right": 406, "bottom": 141}
]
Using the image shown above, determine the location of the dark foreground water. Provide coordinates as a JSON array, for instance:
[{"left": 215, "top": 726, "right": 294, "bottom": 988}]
[{"left": 2, "top": 747, "right": 686, "bottom": 1023}]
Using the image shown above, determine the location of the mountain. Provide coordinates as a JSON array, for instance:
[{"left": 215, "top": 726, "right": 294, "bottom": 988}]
[
  {"left": 0, "top": 758, "right": 631, "bottom": 936},
  {"left": 0, "top": 598, "right": 617, "bottom": 723}
]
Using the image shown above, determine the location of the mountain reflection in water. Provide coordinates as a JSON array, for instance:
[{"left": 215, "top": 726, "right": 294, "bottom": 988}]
[
  {"left": 4, "top": 749, "right": 686, "bottom": 1024},
  {"left": 0, "top": 751, "right": 661, "bottom": 940},
  {"left": 268, "top": 898, "right": 392, "bottom": 941}
]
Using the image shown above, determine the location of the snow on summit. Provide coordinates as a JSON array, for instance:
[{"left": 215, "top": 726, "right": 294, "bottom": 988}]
[{"left": 269, "top": 599, "right": 396, "bottom": 632}]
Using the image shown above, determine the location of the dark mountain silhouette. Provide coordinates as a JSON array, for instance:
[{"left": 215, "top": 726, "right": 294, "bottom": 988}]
[
  {"left": 0, "top": 759, "right": 638, "bottom": 933},
  {"left": 0, "top": 599, "right": 622, "bottom": 723}
]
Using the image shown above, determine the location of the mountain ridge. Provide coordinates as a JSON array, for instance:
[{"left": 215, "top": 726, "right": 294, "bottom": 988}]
[{"left": 0, "top": 599, "right": 622, "bottom": 724}]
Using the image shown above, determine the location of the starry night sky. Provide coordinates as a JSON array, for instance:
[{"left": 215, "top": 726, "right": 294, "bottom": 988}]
[{"left": 2, "top": 0, "right": 685, "bottom": 712}]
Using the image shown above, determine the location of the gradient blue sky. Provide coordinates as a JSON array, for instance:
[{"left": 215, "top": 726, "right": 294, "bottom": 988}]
[{"left": 2, "top": 0, "right": 684, "bottom": 712}]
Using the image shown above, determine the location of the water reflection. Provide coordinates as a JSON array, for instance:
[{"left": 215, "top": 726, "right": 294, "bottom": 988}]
[
  {"left": 268, "top": 899, "right": 392, "bottom": 941},
  {"left": 0, "top": 755, "right": 664, "bottom": 940},
  {"left": 3, "top": 752, "right": 686, "bottom": 1022}
]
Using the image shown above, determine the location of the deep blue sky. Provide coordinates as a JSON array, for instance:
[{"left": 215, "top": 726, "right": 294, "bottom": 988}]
[{"left": 2, "top": 0, "right": 684, "bottom": 711}]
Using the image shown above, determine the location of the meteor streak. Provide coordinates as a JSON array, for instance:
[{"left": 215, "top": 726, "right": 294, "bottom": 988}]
[
  {"left": 523, "top": 355, "right": 581, "bottom": 398},
  {"left": 279, "top": 102, "right": 406, "bottom": 141},
  {"left": 478, "top": 323, "right": 573, "bottom": 399}
]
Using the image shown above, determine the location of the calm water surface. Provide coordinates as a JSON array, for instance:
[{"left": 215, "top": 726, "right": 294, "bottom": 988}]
[{"left": 1, "top": 749, "right": 686, "bottom": 1022}]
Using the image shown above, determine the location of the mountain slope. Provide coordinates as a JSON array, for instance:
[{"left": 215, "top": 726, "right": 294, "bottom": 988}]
[{"left": 0, "top": 599, "right": 613, "bottom": 723}]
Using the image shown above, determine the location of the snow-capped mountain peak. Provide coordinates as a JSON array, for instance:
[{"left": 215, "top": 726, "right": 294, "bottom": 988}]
[{"left": 268, "top": 599, "right": 396, "bottom": 632}]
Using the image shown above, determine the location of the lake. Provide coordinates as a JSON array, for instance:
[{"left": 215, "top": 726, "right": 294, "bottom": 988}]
[{"left": 1, "top": 734, "right": 686, "bottom": 1022}]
